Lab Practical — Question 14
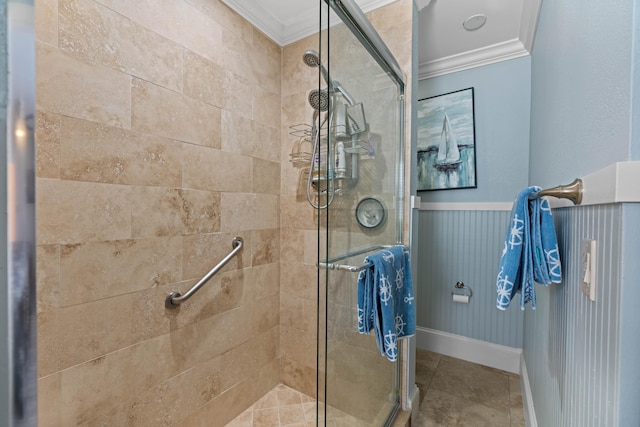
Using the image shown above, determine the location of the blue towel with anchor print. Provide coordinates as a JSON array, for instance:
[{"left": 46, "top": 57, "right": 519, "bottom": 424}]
[
  {"left": 357, "top": 246, "right": 415, "bottom": 361},
  {"left": 496, "top": 187, "right": 562, "bottom": 310}
]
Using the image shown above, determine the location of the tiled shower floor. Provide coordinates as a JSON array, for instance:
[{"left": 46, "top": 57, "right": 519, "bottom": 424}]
[
  {"left": 225, "top": 383, "right": 372, "bottom": 426},
  {"left": 226, "top": 384, "right": 316, "bottom": 427},
  {"left": 227, "top": 350, "right": 526, "bottom": 426}
]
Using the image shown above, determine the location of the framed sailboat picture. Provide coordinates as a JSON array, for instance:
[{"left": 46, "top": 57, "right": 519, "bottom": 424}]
[{"left": 417, "top": 87, "right": 477, "bottom": 191}]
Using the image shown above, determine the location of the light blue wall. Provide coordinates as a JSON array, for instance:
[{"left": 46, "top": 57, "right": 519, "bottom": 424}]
[
  {"left": 525, "top": 205, "right": 624, "bottom": 426},
  {"left": 529, "top": 0, "right": 636, "bottom": 186},
  {"left": 417, "top": 210, "right": 523, "bottom": 348},
  {"left": 526, "top": 0, "right": 640, "bottom": 425},
  {"left": 415, "top": 58, "right": 532, "bottom": 348},
  {"left": 418, "top": 57, "right": 531, "bottom": 202}
]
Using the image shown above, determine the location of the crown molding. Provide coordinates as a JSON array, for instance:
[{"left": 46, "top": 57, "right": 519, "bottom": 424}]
[
  {"left": 414, "top": 0, "right": 431, "bottom": 12},
  {"left": 418, "top": 0, "right": 541, "bottom": 79},
  {"left": 418, "top": 38, "right": 529, "bottom": 79},
  {"left": 519, "top": 0, "right": 543, "bottom": 52},
  {"left": 221, "top": 0, "right": 398, "bottom": 46}
]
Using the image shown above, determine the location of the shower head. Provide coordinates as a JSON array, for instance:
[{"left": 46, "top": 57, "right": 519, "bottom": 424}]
[
  {"left": 308, "top": 88, "right": 329, "bottom": 112},
  {"left": 302, "top": 49, "right": 321, "bottom": 68},
  {"left": 303, "top": 49, "right": 331, "bottom": 88}
]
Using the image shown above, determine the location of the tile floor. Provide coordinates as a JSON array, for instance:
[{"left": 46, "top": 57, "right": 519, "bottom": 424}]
[
  {"left": 226, "top": 384, "right": 316, "bottom": 427},
  {"left": 227, "top": 350, "right": 526, "bottom": 426},
  {"left": 414, "top": 349, "right": 526, "bottom": 427}
]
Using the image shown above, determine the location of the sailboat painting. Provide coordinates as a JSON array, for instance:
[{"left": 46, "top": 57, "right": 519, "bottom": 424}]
[{"left": 417, "top": 88, "right": 476, "bottom": 191}]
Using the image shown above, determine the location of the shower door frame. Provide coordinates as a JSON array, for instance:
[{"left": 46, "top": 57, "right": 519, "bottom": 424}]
[
  {"left": 318, "top": 0, "right": 408, "bottom": 425},
  {"left": 0, "top": 1, "right": 38, "bottom": 426}
]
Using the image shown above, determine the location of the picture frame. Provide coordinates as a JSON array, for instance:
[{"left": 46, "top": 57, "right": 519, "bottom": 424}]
[{"left": 416, "top": 87, "right": 477, "bottom": 191}]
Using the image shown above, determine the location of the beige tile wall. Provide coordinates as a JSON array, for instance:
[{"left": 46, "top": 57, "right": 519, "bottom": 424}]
[
  {"left": 35, "top": 0, "right": 413, "bottom": 424},
  {"left": 35, "top": 0, "right": 281, "bottom": 425}
]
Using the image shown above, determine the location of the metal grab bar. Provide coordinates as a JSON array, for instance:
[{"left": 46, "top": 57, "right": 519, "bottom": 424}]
[
  {"left": 529, "top": 178, "right": 583, "bottom": 205},
  {"left": 165, "top": 237, "right": 243, "bottom": 309}
]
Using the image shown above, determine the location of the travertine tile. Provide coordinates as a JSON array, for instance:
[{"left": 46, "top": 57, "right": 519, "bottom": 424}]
[
  {"left": 509, "top": 376, "right": 522, "bottom": 407},
  {"left": 221, "top": 110, "right": 280, "bottom": 163},
  {"left": 124, "top": 354, "right": 225, "bottom": 426},
  {"left": 220, "top": 28, "right": 254, "bottom": 82},
  {"left": 221, "top": 70, "right": 253, "bottom": 118},
  {"left": 127, "top": 0, "right": 224, "bottom": 65},
  {"left": 36, "top": 178, "right": 132, "bottom": 245},
  {"left": 429, "top": 356, "right": 511, "bottom": 411},
  {"left": 277, "top": 387, "right": 303, "bottom": 406},
  {"left": 131, "top": 78, "right": 222, "bottom": 148},
  {"left": 182, "top": 232, "right": 246, "bottom": 281},
  {"left": 220, "top": 110, "right": 256, "bottom": 156},
  {"left": 280, "top": 262, "right": 317, "bottom": 300},
  {"left": 280, "top": 35, "right": 321, "bottom": 98},
  {"left": 253, "top": 407, "right": 279, "bottom": 426},
  {"left": 38, "top": 373, "right": 62, "bottom": 427},
  {"left": 303, "top": 230, "right": 318, "bottom": 266},
  {"left": 220, "top": 193, "right": 279, "bottom": 232},
  {"left": 36, "top": 245, "right": 60, "bottom": 313},
  {"left": 255, "top": 122, "right": 282, "bottom": 163},
  {"left": 59, "top": 116, "right": 182, "bottom": 187},
  {"left": 93, "top": 0, "right": 130, "bottom": 16},
  {"left": 184, "top": 0, "right": 253, "bottom": 43},
  {"left": 281, "top": 325, "right": 316, "bottom": 368},
  {"left": 244, "top": 263, "right": 280, "bottom": 302},
  {"left": 180, "top": 188, "right": 221, "bottom": 235},
  {"left": 248, "top": 30, "right": 281, "bottom": 96},
  {"left": 182, "top": 143, "right": 252, "bottom": 192},
  {"left": 58, "top": 237, "right": 182, "bottom": 306},
  {"left": 57, "top": 334, "right": 180, "bottom": 425},
  {"left": 130, "top": 187, "right": 183, "bottom": 237},
  {"left": 416, "top": 388, "right": 510, "bottom": 427},
  {"left": 281, "top": 356, "right": 317, "bottom": 398},
  {"left": 510, "top": 406, "right": 526, "bottom": 427},
  {"left": 254, "top": 389, "right": 279, "bottom": 410},
  {"left": 280, "top": 228, "right": 305, "bottom": 264},
  {"left": 182, "top": 51, "right": 225, "bottom": 109},
  {"left": 36, "top": 42, "right": 131, "bottom": 128},
  {"left": 36, "top": 109, "right": 61, "bottom": 179},
  {"left": 251, "top": 228, "right": 279, "bottom": 266},
  {"left": 253, "top": 158, "right": 280, "bottom": 195},
  {"left": 35, "top": 0, "right": 58, "bottom": 45},
  {"left": 59, "top": 0, "right": 183, "bottom": 92},
  {"left": 279, "top": 404, "right": 305, "bottom": 425},
  {"left": 252, "top": 85, "right": 281, "bottom": 127},
  {"left": 251, "top": 294, "right": 280, "bottom": 335},
  {"left": 219, "top": 327, "right": 279, "bottom": 392},
  {"left": 280, "top": 195, "right": 317, "bottom": 230},
  {"left": 181, "top": 378, "right": 256, "bottom": 427},
  {"left": 415, "top": 349, "right": 441, "bottom": 401},
  {"left": 280, "top": 292, "right": 316, "bottom": 334},
  {"left": 38, "top": 294, "right": 134, "bottom": 376},
  {"left": 226, "top": 408, "right": 253, "bottom": 427}
]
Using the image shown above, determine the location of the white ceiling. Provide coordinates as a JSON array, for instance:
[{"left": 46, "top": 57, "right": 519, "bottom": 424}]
[{"left": 221, "top": 0, "right": 542, "bottom": 79}]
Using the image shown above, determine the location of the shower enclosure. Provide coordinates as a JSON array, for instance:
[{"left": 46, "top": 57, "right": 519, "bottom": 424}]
[
  {"left": 312, "top": 1, "right": 408, "bottom": 425},
  {"left": 1, "top": 0, "right": 413, "bottom": 425}
]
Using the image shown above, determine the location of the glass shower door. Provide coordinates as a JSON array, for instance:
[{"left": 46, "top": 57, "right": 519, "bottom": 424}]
[{"left": 317, "top": 1, "right": 406, "bottom": 425}]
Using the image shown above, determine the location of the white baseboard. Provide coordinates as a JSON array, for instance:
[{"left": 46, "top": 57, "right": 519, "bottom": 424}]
[
  {"left": 519, "top": 353, "right": 538, "bottom": 427},
  {"left": 415, "top": 327, "right": 522, "bottom": 374}
]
